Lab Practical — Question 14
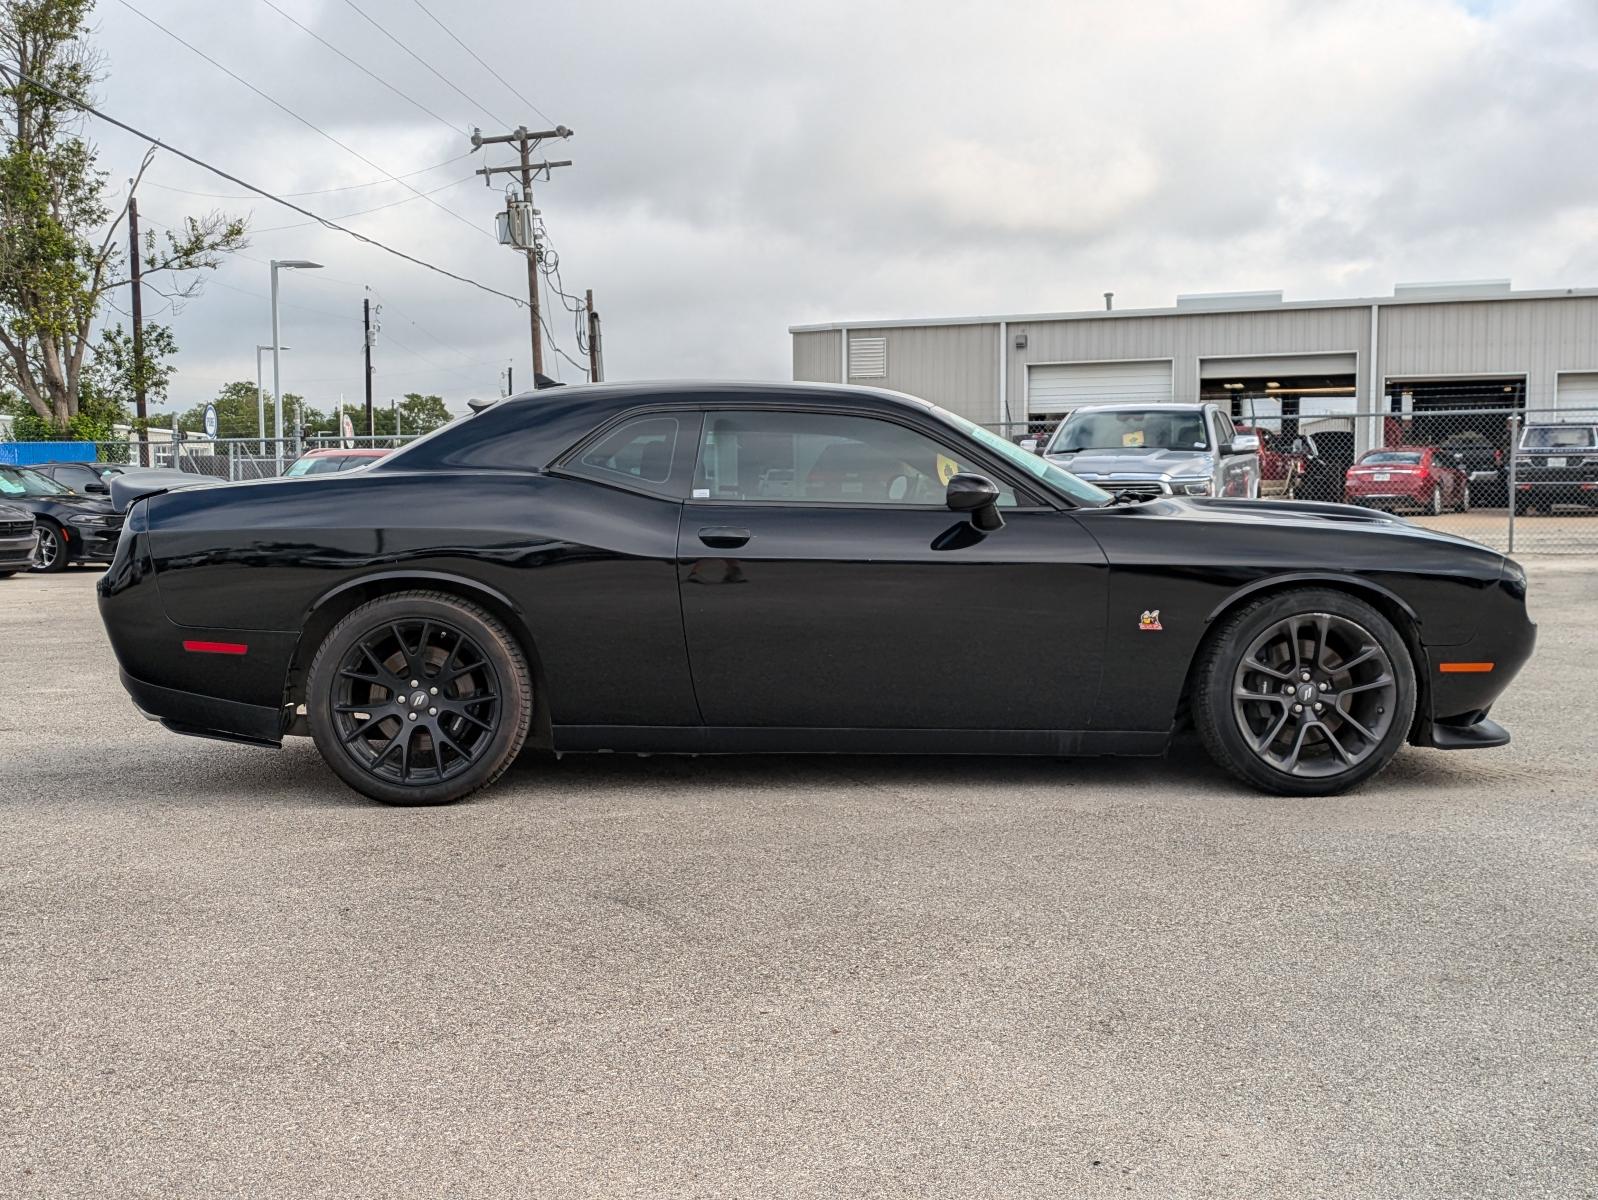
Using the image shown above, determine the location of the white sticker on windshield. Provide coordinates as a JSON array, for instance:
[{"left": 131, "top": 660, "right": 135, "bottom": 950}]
[{"left": 692, "top": 488, "right": 710, "bottom": 498}]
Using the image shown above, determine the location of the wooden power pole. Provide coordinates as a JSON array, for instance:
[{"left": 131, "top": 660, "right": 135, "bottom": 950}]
[
  {"left": 362, "top": 297, "right": 375, "bottom": 436},
  {"left": 127, "top": 196, "right": 149, "bottom": 467},
  {"left": 586, "top": 289, "right": 603, "bottom": 382},
  {"left": 471, "top": 124, "right": 572, "bottom": 378}
]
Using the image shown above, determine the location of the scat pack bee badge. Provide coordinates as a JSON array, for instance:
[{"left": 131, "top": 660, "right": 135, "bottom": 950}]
[{"left": 1138, "top": 609, "right": 1163, "bottom": 632}]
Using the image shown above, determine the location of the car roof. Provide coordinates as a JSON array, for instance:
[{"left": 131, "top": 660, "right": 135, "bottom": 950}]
[{"left": 1059, "top": 402, "right": 1210, "bottom": 413}]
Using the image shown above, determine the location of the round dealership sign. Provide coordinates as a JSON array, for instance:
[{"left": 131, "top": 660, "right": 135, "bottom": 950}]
[{"left": 203, "top": 402, "right": 219, "bottom": 440}]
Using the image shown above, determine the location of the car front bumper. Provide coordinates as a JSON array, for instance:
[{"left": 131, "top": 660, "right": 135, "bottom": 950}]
[{"left": 0, "top": 530, "right": 36, "bottom": 571}]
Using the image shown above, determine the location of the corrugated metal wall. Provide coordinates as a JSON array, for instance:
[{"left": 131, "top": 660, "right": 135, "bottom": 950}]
[
  {"left": 1379, "top": 297, "right": 1598, "bottom": 408},
  {"left": 847, "top": 323, "right": 1001, "bottom": 423},
  {"left": 792, "top": 330, "right": 842, "bottom": 384},
  {"left": 1006, "top": 306, "right": 1372, "bottom": 416}
]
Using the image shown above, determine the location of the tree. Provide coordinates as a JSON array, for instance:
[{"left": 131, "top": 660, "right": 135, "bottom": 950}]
[
  {"left": 172, "top": 379, "right": 309, "bottom": 440},
  {"left": 0, "top": 0, "right": 246, "bottom": 431},
  {"left": 372, "top": 392, "right": 451, "bottom": 436}
]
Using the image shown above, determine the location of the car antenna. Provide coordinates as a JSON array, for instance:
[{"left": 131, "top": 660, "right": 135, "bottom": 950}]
[{"left": 533, "top": 373, "right": 565, "bottom": 390}]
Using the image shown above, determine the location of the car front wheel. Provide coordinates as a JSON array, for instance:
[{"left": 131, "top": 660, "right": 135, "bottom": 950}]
[
  {"left": 306, "top": 591, "right": 533, "bottom": 805},
  {"left": 1193, "top": 588, "right": 1416, "bottom": 796},
  {"left": 30, "top": 522, "right": 66, "bottom": 573}
]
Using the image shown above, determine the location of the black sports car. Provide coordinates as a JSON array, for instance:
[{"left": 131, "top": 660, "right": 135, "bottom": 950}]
[
  {"left": 0, "top": 501, "right": 36, "bottom": 576},
  {"left": 99, "top": 382, "right": 1535, "bottom": 806},
  {"left": 0, "top": 465, "right": 123, "bottom": 572}
]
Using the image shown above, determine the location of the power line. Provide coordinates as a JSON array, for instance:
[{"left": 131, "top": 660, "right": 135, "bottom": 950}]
[
  {"left": 408, "top": 0, "right": 561, "bottom": 129},
  {"left": 250, "top": 174, "right": 475, "bottom": 233},
  {"left": 143, "top": 152, "right": 473, "bottom": 200},
  {"left": 111, "top": 0, "right": 491, "bottom": 243},
  {"left": 257, "top": 0, "right": 469, "bottom": 137},
  {"left": 0, "top": 62, "right": 526, "bottom": 308},
  {"left": 340, "top": 0, "right": 509, "bottom": 129}
]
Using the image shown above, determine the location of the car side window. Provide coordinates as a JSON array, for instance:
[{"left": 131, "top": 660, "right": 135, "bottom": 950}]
[
  {"left": 1211, "top": 411, "right": 1234, "bottom": 448},
  {"left": 565, "top": 414, "right": 685, "bottom": 495},
  {"left": 692, "top": 411, "right": 1017, "bottom": 507}
]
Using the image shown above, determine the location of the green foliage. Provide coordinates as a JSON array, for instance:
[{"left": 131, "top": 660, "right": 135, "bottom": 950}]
[
  {"left": 367, "top": 393, "right": 451, "bottom": 437},
  {"left": 172, "top": 379, "right": 307, "bottom": 439},
  {"left": 0, "top": 0, "right": 246, "bottom": 431}
]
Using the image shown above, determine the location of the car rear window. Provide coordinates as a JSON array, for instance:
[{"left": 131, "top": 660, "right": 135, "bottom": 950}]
[
  {"left": 1521, "top": 426, "right": 1597, "bottom": 450},
  {"left": 1360, "top": 452, "right": 1423, "bottom": 465}
]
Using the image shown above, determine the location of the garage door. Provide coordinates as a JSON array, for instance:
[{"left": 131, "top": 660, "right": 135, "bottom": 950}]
[
  {"left": 1199, "top": 353, "right": 1357, "bottom": 379},
  {"left": 1027, "top": 360, "right": 1172, "bottom": 414},
  {"left": 1557, "top": 372, "right": 1598, "bottom": 416}
]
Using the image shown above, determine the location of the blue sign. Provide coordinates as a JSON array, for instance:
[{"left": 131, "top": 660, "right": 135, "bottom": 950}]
[{"left": 203, "top": 403, "right": 219, "bottom": 440}]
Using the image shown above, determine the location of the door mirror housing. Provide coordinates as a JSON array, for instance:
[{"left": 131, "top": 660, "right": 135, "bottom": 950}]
[
  {"left": 1227, "top": 433, "right": 1261, "bottom": 456},
  {"left": 946, "top": 473, "right": 1004, "bottom": 532},
  {"left": 85, "top": 481, "right": 109, "bottom": 494}
]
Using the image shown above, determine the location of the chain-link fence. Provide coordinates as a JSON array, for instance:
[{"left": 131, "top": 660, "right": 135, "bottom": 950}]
[
  {"left": 1, "top": 435, "right": 419, "bottom": 482},
  {"left": 981, "top": 405, "right": 1598, "bottom": 555}
]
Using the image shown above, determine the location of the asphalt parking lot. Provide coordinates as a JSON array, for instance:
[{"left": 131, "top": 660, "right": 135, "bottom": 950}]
[{"left": 2, "top": 566, "right": 1594, "bottom": 1199}]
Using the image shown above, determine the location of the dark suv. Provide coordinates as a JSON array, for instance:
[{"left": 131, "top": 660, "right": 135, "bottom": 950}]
[{"left": 1512, "top": 423, "right": 1598, "bottom": 515}]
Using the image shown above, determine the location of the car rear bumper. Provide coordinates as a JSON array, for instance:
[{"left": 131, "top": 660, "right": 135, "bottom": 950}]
[{"left": 119, "top": 667, "right": 284, "bottom": 747}]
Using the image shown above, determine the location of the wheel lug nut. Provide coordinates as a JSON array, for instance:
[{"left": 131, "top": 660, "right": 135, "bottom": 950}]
[
  {"left": 1300, "top": 671, "right": 1311, "bottom": 682},
  {"left": 1282, "top": 684, "right": 1294, "bottom": 695},
  {"left": 1314, "top": 703, "right": 1323, "bottom": 713},
  {"left": 429, "top": 687, "right": 438, "bottom": 695},
  {"left": 408, "top": 712, "right": 417, "bottom": 721},
  {"left": 1293, "top": 703, "right": 1303, "bottom": 713},
  {"left": 1319, "top": 681, "right": 1329, "bottom": 691},
  {"left": 428, "top": 707, "right": 437, "bottom": 716},
  {"left": 410, "top": 679, "right": 419, "bottom": 687}
]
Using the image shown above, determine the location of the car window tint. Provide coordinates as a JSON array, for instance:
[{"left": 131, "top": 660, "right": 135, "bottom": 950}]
[
  {"left": 571, "top": 415, "right": 682, "bottom": 490},
  {"left": 1522, "top": 426, "right": 1596, "bottom": 450},
  {"left": 694, "top": 411, "right": 1016, "bottom": 507}
]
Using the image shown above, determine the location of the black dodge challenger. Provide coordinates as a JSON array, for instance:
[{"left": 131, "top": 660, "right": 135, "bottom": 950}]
[{"left": 99, "top": 382, "right": 1535, "bottom": 806}]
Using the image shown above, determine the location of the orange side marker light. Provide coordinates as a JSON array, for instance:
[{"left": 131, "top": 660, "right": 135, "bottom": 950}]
[{"left": 1438, "top": 662, "right": 1494, "bottom": 673}]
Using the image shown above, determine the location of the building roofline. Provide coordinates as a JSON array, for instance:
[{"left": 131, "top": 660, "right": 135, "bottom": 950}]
[{"left": 787, "top": 285, "right": 1598, "bottom": 334}]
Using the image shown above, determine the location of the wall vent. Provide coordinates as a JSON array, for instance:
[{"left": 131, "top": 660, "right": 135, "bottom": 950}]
[{"left": 848, "top": 336, "right": 887, "bottom": 378}]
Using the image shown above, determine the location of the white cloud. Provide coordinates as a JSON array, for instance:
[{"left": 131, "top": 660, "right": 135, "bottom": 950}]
[{"left": 75, "top": 0, "right": 1598, "bottom": 414}]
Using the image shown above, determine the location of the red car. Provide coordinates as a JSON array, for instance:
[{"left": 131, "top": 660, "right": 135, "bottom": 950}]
[
  {"left": 1344, "top": 446, "right": 1469, "bottom": 514},
  {"left": 283, "top": 447, "right": 390, "bottom": 478}
]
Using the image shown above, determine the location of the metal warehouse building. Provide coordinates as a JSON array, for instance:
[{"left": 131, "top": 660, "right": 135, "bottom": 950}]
[{"left": 789, "top": 280, "right": 1598, "bottom": 451}]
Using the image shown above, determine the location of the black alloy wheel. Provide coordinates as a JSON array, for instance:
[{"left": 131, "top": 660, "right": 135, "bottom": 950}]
[
  {"left": 1195, "top": 589, "right": 1415, "bottom": 795},
  {"left": 31, "top": 522, "right": 65, "bottom": 573},
  {"left": 307, "top": 591, "right": 532, "bottom": 805}
]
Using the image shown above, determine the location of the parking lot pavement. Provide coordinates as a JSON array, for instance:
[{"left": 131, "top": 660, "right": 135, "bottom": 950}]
[{"left": 1, "top": 566, "right": 1594, "bottom": 1199}]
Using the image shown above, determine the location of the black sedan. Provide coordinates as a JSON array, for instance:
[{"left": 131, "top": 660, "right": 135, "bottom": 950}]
[
  {"left": 98, "top": 382, "right": 1535, "bottom": 806},
  {"left": 0, "top": 465, "right": 123, "bottom": 572}
]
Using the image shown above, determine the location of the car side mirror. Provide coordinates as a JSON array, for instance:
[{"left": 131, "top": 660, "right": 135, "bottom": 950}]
[
  {"left": 946, "top": 472, "right": 1004, "bottom": 532},
  {"left": 85, "top": 481, "right": 108, "bottom": 494},
  {"left": 1019, "top": 438, "right": 1039, "bottom": 453},
  {"left": 1227, "top": 433, "right": 1261, "bottom": 456}
]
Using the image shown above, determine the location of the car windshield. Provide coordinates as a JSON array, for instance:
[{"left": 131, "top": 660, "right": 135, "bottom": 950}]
[
  {"left": 284, "top": 456, "right": 349, "bottom": 477},
  {"left": 1048, "top": 410, "right": 1209, "bottom": 453},
  {"left": 1360, "top": 451, "right": 1423, "bottom": 465},
  {"left": 1521, "top": 426, "right": 1596, "bottom": 450},
  {"left": 0, "top": 466, "right": 72, "bottom": 497},
  {"left": 931, "top": 407, "right": 1111, "bottom": 506}
]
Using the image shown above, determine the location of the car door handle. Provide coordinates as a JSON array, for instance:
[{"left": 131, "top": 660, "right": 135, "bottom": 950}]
[{"left": 697, "top": 527, "right": 751, "bottom": 549}]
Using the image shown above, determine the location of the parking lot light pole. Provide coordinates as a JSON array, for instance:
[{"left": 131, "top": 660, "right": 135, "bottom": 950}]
[
  {"left": 270, "top": 260, "right": 322, "bottom": 472},
  {"left": 255, "top": 344, "right": 290, "bottom": 458}
]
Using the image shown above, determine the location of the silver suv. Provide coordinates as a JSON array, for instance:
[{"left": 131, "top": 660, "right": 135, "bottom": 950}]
[{"left": 1042, "top": 402, "right": 1262, "bottom": 499}]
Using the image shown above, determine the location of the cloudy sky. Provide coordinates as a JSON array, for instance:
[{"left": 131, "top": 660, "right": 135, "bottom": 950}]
[{"left": 79, "top": 0, "right": 1598, "bottom": 417}]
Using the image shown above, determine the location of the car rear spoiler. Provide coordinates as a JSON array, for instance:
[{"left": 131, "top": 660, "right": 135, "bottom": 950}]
[{"left": 109, "top": 471, "right": 217, "bottom": 513}]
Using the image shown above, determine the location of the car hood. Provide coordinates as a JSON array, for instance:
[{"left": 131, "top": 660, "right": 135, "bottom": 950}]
[
  {"left": 1046, "top": 448, "right": 1212, "bottom": 478},
  {"left": 4, "top": 493, "right": 114, "bottom": 516},
  {"left": 1120, "top": 494, "right": 1495, "bottom": 552}
]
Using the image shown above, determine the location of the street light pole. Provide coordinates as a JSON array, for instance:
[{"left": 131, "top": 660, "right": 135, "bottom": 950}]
[
  {"left": 270, "top": 259, "right": 322, "bottom": 472},
  {"left": 256, "top": 344, "right": 290, "bottom": 457}
]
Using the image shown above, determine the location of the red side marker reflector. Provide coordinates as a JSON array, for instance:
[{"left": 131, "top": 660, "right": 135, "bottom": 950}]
[
  {"left": 182, "top": 640, "right": 248, "bottom": 655},
  {"left": 1439, "top": 662, "right": 1494, "bottom": 673}
]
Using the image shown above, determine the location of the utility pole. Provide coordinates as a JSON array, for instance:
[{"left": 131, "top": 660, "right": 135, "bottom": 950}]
[
  {"left": 472, "top": 124, "right": 572, "bottom": 378},
  {"left": 127, "top": 196, "right": 149, "bottom": 466},
  {"left": 586, "top": 289, "right": 603, "bottom": 383},
  {"left": 362, "top": 297, "right": 374, "bottom": 437}
]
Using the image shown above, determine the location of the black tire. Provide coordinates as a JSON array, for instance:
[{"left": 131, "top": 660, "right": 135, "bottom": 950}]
[
  {"left": 306, "top": 590, "right": 533, "bottom": 805},
  {"left": 1428, "top": 484, "right": 1443, "bottom": 516},
  {"left": 30, "top": 521, "right": 66, "bottom": 573},
  {"left": 0, "top": 571, "right": 14, "bottom": 578},
  {"left": 1193, "top": 588, "right": 1416, "bottom": 796}
]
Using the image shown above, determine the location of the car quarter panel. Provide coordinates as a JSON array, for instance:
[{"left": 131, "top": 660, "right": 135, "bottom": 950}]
[
  {"left": 136, "top": 470, "right": 699, "bottom": 727},
  {"left": 1074, "top": 499, "right": 1515, "bottom": 733}
]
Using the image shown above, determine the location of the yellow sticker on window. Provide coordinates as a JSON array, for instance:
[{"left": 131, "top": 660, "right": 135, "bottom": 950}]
[
  {"left": 1122, "top": 431, "right": 1145, "bottom": 447},
  {"left": 936, "top": 454, "right": 962, "bottom": 484}
]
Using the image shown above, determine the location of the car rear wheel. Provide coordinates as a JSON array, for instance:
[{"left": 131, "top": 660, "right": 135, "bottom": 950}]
[
  {"left": 1428, "top": 484, "right": 1443, "bottom": 516},
  {"left": 306, "top": 591, "right": 533, "bottom": 805},
  {"left": 1194, "top": 589, "right": 1415, "bottom": 796},
  {"left": 1458, "top": 483, "right": 1471, "bottom": 513},
  {"left": 30, "top": 522, "right": 65, "bottom": 573}
]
